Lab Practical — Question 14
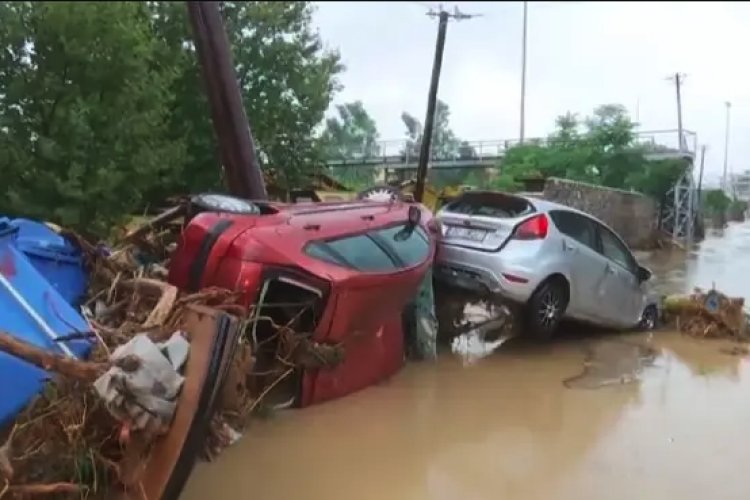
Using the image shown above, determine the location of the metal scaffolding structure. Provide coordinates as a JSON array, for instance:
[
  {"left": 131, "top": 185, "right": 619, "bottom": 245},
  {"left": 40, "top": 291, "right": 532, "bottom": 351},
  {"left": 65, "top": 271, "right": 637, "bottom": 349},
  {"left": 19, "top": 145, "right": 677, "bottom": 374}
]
[
  {"left": 661, "top": 166, "right": 697, "bottom": 244},
  {"left": 659, "top": 132, "right": 698, "bottom": 246}
]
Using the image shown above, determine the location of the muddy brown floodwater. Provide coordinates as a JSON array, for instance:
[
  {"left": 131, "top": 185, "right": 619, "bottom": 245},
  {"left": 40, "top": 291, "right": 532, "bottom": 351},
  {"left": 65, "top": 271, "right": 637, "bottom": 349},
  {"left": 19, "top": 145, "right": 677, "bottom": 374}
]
[{"left": 184, "top": 222, "right": 750, "bottom": 500}]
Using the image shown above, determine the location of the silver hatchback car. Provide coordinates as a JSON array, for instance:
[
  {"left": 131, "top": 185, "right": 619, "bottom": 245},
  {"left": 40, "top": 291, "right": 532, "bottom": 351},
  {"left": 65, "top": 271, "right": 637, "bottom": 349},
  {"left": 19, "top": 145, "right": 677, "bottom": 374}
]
[{"left": 433, "top": 191, "right": 659, "bottom": 339}]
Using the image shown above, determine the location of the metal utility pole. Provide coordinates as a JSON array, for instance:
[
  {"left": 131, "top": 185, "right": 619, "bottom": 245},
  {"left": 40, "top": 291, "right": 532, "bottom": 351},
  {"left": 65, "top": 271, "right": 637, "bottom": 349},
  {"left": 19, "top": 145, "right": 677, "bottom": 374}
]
[
  {"left": 665, "top": 72, "right": 686, "bottom": 152},
  {"left": 187, "top": 1, "right": 267, "bottom": 200},
  {"left": 414, "top": 6, "right": 481, "bottom": 203},
  {"left": 519, "top": 0, "right": 528, "bottom": 143},
  {"left": 697, "top": 145, "right": 706, "bottom": 198},
  {"left": 723, "top": 101, "right": 731, "bottom": 191}
]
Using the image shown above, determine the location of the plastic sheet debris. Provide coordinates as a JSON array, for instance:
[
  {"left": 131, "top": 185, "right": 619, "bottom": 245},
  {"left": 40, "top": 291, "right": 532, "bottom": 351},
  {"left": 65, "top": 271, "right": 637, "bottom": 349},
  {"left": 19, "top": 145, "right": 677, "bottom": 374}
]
[
  {"left": 93, "top": 332, "right": 189, "bottom": 431},
  {"left": 0, "top": 206, "right": 247, "bottom": 498}
]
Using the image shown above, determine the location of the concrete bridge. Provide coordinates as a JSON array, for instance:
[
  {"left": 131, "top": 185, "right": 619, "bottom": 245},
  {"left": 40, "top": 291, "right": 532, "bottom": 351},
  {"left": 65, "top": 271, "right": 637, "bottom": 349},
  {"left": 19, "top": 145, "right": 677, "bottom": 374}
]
[{"left": 324, "top": 129, "right": 697, "bottom": 171}]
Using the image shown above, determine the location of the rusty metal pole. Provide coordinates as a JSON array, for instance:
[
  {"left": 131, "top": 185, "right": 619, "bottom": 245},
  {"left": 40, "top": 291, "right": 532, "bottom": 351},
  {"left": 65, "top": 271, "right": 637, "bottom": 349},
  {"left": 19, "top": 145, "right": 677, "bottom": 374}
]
[
  {"left": 187, "top": 1, "right": 267, "bottom": 200},
  {"left": 414, "top": 10, "right": 449, "bottom": 204}
]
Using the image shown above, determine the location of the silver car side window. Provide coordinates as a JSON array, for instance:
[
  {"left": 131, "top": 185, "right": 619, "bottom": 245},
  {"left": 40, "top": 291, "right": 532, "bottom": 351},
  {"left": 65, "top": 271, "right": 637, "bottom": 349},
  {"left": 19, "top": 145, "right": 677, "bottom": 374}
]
[
  {"left": 598, "top": 226, "right": 637, "bottom": 274},
  {"left": 550, "top": 210, "right": 597, "bottom": 251}
]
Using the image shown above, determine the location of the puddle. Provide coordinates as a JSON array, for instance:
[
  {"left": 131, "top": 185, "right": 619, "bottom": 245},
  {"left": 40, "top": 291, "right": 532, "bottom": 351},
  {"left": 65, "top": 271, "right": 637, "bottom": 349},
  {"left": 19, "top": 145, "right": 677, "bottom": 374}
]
[{"left": 563, "top": 339, "right": 658, "bottom": 389}]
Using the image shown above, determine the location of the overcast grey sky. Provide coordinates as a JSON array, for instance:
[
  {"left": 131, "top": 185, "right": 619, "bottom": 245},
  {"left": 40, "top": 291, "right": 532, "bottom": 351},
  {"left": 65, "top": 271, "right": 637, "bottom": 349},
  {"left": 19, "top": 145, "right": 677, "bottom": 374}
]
[{"left": 313, "top": 1, "right": 750, "bottom": 186}]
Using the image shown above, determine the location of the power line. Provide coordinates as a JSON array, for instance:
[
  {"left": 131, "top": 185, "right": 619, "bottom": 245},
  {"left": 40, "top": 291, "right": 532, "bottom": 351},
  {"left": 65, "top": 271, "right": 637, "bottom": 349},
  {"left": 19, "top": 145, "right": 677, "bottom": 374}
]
[{"left": 426, "top": 4, "right": 483, "bottom": 20}]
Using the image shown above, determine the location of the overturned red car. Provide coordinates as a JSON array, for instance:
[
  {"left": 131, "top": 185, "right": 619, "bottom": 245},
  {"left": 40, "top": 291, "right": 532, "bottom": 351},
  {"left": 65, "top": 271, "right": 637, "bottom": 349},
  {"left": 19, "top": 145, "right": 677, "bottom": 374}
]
[{"left": 168, "top": 194, "right": 436, "bottom": 407}]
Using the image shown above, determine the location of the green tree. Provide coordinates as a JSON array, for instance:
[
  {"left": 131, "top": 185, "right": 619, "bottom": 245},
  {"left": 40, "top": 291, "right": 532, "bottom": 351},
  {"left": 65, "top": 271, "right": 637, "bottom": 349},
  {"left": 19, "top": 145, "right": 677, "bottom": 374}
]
[
  {"left": 321, "top": 101, "right": 379, "bottom": 159},
  {"left": 150, "top": 1, "right": 343, "bottom": 195},
  {"left": 400, "top": 100, "right": 463, "bottom": 160},
  {"left": 497, "top": 103, "right": 683, "bottom": 202},
  {"left": 0, "top": 1, "right": 185, "bottom": 237},
  {"left": 704, "top": 189, "right": 731, "bottom": 214},
  {"left": 400, "top": 111, "right": 423, "bottom": 161},
  {"left": 585, "top": 104, "right": 640, "bottom": 189},
  {"left": 320, "top": 101, "right": 379, "bottom": 188},
  {"left": 399, "top": 100, "right": 473, "bottom": 186}
]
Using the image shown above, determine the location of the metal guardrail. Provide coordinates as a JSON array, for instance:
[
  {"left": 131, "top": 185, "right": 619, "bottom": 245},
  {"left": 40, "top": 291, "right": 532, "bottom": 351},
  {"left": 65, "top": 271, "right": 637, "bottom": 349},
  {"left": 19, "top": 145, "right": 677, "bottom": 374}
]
[{"left": 325, "top": 129, "right": 697, "bottom": 168}]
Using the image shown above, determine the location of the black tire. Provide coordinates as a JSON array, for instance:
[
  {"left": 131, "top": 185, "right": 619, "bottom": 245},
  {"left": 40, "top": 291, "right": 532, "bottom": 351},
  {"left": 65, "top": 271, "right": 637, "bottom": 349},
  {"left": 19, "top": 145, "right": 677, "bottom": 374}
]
[
  {"left": 638, "top": 305, "right": 659, "bottom": 331},
  {"left": 525, "top": 279, "right": 568, "bottom": 341}
]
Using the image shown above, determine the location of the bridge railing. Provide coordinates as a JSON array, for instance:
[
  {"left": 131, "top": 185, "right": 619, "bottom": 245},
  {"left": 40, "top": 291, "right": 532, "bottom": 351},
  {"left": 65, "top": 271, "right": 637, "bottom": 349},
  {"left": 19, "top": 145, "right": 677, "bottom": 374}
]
[
  {"left": 325, "top": 129, "right": 697, "bottom": 165},
  {"left": 326, "top": 139, "right": 510, "bottom": 165},
  {"left": 634, "top": 129, "right": 697, "bottom": 156}
]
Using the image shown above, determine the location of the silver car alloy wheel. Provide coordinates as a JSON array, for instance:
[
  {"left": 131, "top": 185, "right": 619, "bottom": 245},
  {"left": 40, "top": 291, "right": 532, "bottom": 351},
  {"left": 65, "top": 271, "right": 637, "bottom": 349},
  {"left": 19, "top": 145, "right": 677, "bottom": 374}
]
[
  {"left": 538, "top": 290, "right": 560, "bottom": 327},
  {"left": 640, "top": 306, "right": 658, "bottom": 331}
]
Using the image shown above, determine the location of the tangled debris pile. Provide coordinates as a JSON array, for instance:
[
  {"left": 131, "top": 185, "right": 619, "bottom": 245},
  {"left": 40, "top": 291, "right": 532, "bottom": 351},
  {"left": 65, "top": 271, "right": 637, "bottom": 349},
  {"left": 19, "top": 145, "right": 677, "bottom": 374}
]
[
  {"left": 0, "top": 209, "right": 276, "bottom": 497},
  {"left": 0, "top": 212, "right": 247, "bottom": 498},
  {"left": 663, "top": 287, "right": 749, "bottom": 340}
]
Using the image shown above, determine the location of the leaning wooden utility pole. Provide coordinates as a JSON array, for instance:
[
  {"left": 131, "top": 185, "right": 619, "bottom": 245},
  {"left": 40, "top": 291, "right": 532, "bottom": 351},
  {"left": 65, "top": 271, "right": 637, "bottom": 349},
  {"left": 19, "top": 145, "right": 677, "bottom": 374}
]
[
  {"left": 414, "top": 6, "right": 481, "bottom": 203},
  {"left": 187, "top": 1, "right": 267, "bottom": 200}
]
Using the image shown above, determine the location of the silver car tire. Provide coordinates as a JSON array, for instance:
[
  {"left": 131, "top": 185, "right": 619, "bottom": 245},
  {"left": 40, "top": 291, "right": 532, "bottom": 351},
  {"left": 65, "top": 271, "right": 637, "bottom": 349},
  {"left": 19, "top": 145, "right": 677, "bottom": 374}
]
[
  {"left": 525, "top": 279, "right": 568, "bottom": 341},
  {"left": 638, "top": 305, "right": 659, "bottom": 331}
]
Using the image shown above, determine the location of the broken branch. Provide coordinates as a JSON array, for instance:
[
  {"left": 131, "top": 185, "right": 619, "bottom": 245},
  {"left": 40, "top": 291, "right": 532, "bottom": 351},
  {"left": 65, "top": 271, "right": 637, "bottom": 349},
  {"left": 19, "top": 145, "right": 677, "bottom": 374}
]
[{"left": 0, "top": 331, "right": 109, "bottom": 383}]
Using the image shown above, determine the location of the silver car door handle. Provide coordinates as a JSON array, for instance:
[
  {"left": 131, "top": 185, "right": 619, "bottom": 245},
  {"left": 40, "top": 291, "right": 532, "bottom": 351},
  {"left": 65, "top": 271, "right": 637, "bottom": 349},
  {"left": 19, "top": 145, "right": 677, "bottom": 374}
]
[{"left": 605, "top": 264, "right": 616, "bottom": 275}]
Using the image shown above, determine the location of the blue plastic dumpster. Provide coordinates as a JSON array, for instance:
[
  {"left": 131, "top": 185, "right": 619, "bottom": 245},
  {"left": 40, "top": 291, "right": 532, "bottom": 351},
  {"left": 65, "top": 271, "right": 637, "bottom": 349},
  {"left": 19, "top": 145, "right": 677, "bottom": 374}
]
[
  {"left": 0, "top": 217, "right": 87, "bottom": 307},
  {"left": 0, "top": 236, "right": 93, "bottom": 427}
]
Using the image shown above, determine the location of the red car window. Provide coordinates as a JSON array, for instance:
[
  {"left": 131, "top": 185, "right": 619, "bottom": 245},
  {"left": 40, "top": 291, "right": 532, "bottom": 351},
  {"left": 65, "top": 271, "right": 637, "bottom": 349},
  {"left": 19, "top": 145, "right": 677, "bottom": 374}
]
[{"left": 304, "top": 223, "right": 430, "bottom": 273}]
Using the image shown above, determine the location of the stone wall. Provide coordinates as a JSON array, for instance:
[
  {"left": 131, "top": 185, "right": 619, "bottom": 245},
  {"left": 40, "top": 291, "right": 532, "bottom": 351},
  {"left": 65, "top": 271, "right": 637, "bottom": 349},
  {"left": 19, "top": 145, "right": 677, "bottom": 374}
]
[{"left": 541, "top": 177, "right": 658, "bottom": 249}]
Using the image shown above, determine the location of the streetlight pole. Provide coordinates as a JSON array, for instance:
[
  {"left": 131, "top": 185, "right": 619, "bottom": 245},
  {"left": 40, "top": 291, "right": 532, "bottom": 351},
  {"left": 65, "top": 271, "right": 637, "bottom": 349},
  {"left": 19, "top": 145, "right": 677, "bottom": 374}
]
[
  {"left": 722, "top": 101, "right": 731, "bottom": 192},
  {"left": 519, "top": 0, "right": 528, "bottom": 144}
]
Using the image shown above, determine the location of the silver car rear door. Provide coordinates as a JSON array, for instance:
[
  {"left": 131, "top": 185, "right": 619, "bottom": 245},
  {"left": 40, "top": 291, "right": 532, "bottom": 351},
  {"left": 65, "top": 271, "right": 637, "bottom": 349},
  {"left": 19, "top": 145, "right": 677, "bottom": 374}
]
[
  {"left": 548, "top": 210, "right": 610, "bottom": 323},
  {"left": 596, "top": 223, "right": 644, "bottom": 328}
]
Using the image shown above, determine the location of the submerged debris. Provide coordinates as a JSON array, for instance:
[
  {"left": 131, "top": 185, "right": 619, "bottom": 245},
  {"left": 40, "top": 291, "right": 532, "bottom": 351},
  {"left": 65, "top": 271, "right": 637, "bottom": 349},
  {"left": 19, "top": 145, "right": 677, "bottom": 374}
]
[{"left": 663, "top": 287, "right": 749, "bottom": 341}]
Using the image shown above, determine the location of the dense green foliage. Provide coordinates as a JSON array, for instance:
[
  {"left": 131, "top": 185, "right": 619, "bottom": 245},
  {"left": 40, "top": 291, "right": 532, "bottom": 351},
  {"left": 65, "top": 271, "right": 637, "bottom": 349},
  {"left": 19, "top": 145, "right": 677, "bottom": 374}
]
[
  {"left": 150, "top": 2, "right": 342, "bottom": 196},
  {"left": 731, "top": 199, "right": 749, "bottom": 213},
  {"left": 490, "top": 105, "right": 688, "bottom": 203},
  {"left": 320, "top": 98, "right": 476, "bottom": 189},
  {"left": 0, "top": 2, "right": 184, "bottom": 236},
  {"left": 703, "top": 189, "right": 731, "bottom": 214},
  {"left": 320, "top": 101, "right": 379, "bottom": 189},
  {"left": 0, "top": 1, "right": 341, "bottom": 236},
  {"left": 0, "top": 2, "right": 690, "bottom": 236}
]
